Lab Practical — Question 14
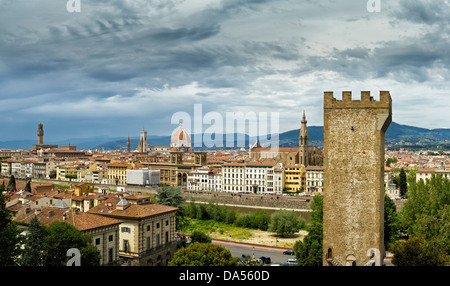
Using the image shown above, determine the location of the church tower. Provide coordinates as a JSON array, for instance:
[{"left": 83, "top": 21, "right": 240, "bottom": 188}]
[
  {"left": 127, "top": 136, "right": 130, "bottom": 152},
  {"left": 299, "top": 111, "right": 309, "bottom": 166},
  {"left": 139, "top": 130, "right": 148, "bottom": 153},
  {"left": 37, "top": 122, "right": 44, "bottom": 145}
]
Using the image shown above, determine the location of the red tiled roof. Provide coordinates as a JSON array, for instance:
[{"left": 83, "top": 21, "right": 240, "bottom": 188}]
[
  {"left": 14, "top": 207, "right": 122, "bottom": 231},
  {"left": 88, "top": 197, "right": 178, "bottom": 219}
]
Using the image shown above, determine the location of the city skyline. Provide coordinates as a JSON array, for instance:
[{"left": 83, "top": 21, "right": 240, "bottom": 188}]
[{"left": 1, "top": 1, "right": 450, "bottom": 141}]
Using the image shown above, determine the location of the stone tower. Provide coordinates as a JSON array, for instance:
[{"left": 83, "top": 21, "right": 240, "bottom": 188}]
[
  {"left": 37, "top": 122, "right": 44, "bottom": 145},
  {"left": 323, "top": 91, "right": 392, "bottom": 266},
  {"left": 139, "top": 130, "right": 148, "bottom": 153},
  {"left": 299, "top": 111, "right": 309, "bottom": 166},
  {"left": 127, "top": 136, "right": 130, "bottom": 152}
]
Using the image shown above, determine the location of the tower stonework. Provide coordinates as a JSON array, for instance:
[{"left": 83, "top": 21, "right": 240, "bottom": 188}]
[
  {"left": 323, "top": 91, "right": 392, "bottom": 266},
  {"left": 37, "top": 122, "right": 44, "bottom": 145}
]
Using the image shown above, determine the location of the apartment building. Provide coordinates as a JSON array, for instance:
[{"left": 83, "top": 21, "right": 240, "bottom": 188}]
[
  {"left": 107, "top": 163, "right": 129, "bottom": 185},
  {"left": 284, "top": 164, "right": 306, "bottom": 193},
  {"left": 221, "top": 162, "right": 285, "bottom": 195},
  {"left": 222, "top": 163, "right": 246, "bottom": 193},
  {"left": 187, "top": 167, "right": 209, "bottom": 191},
  {"left": 88, "top": 195, "right": 178, "bottom": 266},
  {"left": 187, "top": 167, "right": 222, "bottom": 192},
  {"left": 305, "top": 165, "right": 324, "bottom": 195}
]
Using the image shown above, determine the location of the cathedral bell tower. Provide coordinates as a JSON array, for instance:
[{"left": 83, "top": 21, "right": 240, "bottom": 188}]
[{"left": 299, "top": 111, "right": 309, "bottom": 166}]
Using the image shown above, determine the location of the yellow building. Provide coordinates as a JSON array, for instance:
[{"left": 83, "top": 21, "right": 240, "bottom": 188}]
[
  {"left": 56, "top": 164, "right": 79, "bottom": 181},
  {"left": 72, "top": 182, "right": 95, "bottom": 196},
  {"left": 107, "top": 163, "right": 130, "bottom": 185},
  {"left": 88, "top": 195, "right": 178, "bottom": 266},
  {"left": 284, "top": 164, "right": 305, "bottom": 193}
]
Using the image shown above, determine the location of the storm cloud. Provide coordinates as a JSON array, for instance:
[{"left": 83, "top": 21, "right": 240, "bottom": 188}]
[{"left": 0, "top": 0, "right": 449, "bottom": 141}]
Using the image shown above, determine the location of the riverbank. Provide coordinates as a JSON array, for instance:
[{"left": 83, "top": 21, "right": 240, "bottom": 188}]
[
  {"left": 181, "top": 218, "right": 308, "bottom": 249},
  {"left": 210, "top": 229, "right": 308, "bottom": 249}
]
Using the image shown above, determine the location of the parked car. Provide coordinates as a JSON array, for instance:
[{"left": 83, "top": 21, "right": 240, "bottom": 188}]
[
  {"left": 287, "top": 258, "right": 298, "bottom": 266},
  {"left": 259, "top": 256, "right": 271, "bottom": 264},
  {"left": 283, "top": 250, "right": 295, "bottom": 255}
]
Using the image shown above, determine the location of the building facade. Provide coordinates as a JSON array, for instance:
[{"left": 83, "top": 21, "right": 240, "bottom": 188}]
[
  {"left": 305, "top": 165, "right": 324, "bottom": 195},
  {"left": 284, "top": 164, "right": 305, "bottom": 193},
  {"left": 88, "top": 195, "right": 178, "bottom": 266}
]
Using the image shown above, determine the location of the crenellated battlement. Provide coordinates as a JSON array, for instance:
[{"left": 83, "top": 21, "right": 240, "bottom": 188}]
[{"left": 324, "top": 91, "right": 391, "bottom": 109}]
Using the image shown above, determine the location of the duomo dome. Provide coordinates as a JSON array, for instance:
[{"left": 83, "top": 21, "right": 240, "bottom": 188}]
[{"left": 171, "top": 121, "right": 191, "bottom": 148}]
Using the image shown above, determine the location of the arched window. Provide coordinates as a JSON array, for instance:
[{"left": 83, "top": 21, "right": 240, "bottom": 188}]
[
  {"left": 327, "top": 248, "right": 332, "bottom": 259},
  {"left": 346, "top": 254, "right": 356, "bottom": 266}
]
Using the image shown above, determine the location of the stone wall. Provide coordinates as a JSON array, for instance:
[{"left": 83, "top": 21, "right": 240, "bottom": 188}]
[
  {"left": 31, "top": 178, "right": 312, "bottom": 211},
  {"left": 180, "top": 191, "right": 311, "bottom": 211}
]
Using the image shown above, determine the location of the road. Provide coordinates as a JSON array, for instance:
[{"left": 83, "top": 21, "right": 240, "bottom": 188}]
[
  {"left": 213, "top": 239, "right": 295, "bottom": 265},
  {"left": 213, "top": 239, "right": 394, "bottom": 266}
]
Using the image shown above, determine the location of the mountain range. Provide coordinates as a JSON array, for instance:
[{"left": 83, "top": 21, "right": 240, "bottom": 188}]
[{"left": 1, "top": 122, "right": 449, "bottom": 151}]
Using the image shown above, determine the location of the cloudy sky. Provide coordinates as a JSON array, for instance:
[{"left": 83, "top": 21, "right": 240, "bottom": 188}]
[{"left": 1, "top": 0, "right": 450, "bottom": 142}]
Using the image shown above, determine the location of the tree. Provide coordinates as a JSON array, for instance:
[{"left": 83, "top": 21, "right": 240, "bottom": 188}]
[
  {"left": 400, "top": 174, "right": 450, "bottom": 240},
  {"left": 399, "top": 174, "right": 450, "bottom": 259},
  {"left": 43, "top": 221, "right": 100, "bottom": 266},
  {"left": 391, "top": 236, "right": 447, "bottom": 266},
  {"left": 294, "top": 221, "right": 323, "bottom": 266},
  {"left": 397, "top": 168, "right": 408, "bottom": 197},
  {"left": 155, "top": 185, "right": 185, "bottom": 209},
  {"left": 6, "top": 175, "right": 16, "bottom": 192},
  {"left": 384, "top": 194, "right": 400, "bottom": 249},
  {"left": 25, "top": 180, "right": 32, "bottom": 193},
  {"left": 21, "top": 216, "right": 46, "bottom": 266},
  {"left": 185, "top": 201, "right": 198, "bottom": 218},
  {"left": 225, "top": 209, "right": 237, "bottom": 225},
  {"left": 268, "top": 210, "right": 305, "bottom": 237},
  {"left": 294, "top": 194, "right": 323, "bottom": 266},
  {"left": 169, "top": 242, "right": 239, "bottom": 266},
  {"left": 155, "top": 185, "right": 186, "bottom": 230},
  {"left": 310, "top": 193, "right": 323, "bottom": 223},
  {"left": 234, "top": 211, "right": 271, "bottom": 231},
  {"left": 190, "top": 230, "right": 212, "bottom": 244},
  {"left": 0, "top": 189, "right": 22, "bottom": 265}
]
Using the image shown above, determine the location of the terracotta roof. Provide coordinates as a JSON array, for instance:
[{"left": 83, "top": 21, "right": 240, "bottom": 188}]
[
  {"left": 306, "top": 165, "right": 324, "bottom": 170},
  {"left": 245, "top": 161, "right": 277, "bottom": 167},
  {"left": 14, "top": 207, "right": 122, "bottom": 231},
  {"left": 87, "top": 197, "right": 178, "bottom": 219},
  {"left": 107, "top": 163, "right": 129, "bottom": 168},
  {"left": 223, "top": 163, "right": 246, "bottom": 167},
  {"left": 252, "top": 147, "right": 298, "bottom": 153},
  {"left": 416, "top": 168, "right": 436, "bottom": 173}
]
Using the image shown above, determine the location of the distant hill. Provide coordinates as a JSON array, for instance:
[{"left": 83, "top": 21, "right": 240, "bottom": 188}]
[
  {"left": 92, "top": 122, "right": 450, "bottom": 150},
  {"left": 1, "top": 122, "right": 449, "bottom": 151}
]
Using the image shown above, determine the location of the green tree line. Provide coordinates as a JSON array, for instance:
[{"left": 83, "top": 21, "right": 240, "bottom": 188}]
[{"left": 184, "top": 201, "right": 306, "bottom": 237}]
